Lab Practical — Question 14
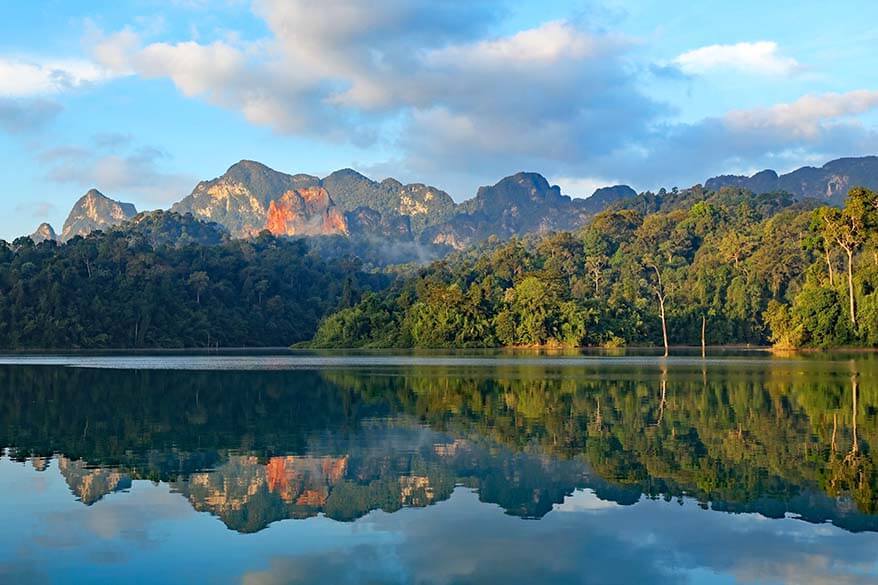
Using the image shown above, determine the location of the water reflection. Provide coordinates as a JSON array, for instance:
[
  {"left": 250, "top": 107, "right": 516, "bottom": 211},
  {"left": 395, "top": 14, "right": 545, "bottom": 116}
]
[
  {"left": 2, "top": 359, "right": 877, "bottom": 529},
  {"left": 1, "top": 356, "right": 878, "bottom": 583}
]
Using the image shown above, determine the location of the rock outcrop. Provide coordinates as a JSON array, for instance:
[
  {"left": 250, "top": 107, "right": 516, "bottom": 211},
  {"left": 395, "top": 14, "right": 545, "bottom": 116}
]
[
  {"left": 173, "top": 162, "right": 456, "bottom": 239},
  {"left": 61, "top": 189, "right": 137, "bottom": 242},
  {"left": 322, "top": 169, "right": 456, "bottom": 235},
  {"left": 30, "top": 223, "right": 58, "bottom": 244},
  {"left": 172, "top": 160, "right": 321, "bottom": 238},
  {"left": 265, "top": 187, "right": 348, "bottom": 237}
]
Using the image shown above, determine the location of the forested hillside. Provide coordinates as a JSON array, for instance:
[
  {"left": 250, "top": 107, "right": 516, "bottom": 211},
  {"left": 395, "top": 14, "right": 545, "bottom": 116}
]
[
  {"left": 0, "top": 222, "right": 382, "bottom": 349},
  {"left": 2, "top": 187, "right": 877, "bottom": 350},
  {"left": 312, "top": 187, "right": 878, "bottom": 349}
]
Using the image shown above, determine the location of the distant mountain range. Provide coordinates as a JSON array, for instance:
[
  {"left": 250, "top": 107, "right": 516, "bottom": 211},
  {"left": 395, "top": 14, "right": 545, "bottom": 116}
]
[
  {"left": 704, "top": 156, "right": 878, "bottom": 205},
  {"left": 29, "top": 155, "right": 878, "bottom": 250}
]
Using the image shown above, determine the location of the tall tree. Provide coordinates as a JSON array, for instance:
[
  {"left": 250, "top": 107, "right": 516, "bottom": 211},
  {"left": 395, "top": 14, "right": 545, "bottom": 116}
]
[{"left": 820, "top": 200, "right": 866, "bottom": 327}]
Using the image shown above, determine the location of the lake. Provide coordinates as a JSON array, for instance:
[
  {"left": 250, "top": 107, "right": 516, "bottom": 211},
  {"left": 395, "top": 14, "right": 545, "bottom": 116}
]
[{"left": 1, "top": 351, "right": 877, "bottom": 584}]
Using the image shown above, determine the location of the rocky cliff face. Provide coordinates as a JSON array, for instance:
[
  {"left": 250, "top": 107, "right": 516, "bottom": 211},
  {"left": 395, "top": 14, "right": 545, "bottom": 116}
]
[
  {"left": 173, "top": 162, "right": 457, "bottom": 239},
  {"left": 704, "top": 156, "right": 878, "bottom": 204},
  {"left": 161, "top": 160, "right": 640, "bottom": 249},
  {"left": 322, "top": 169, "right": 456, "bottom": 235},
  {"left": 61, "top": 189, "right": 137, "bottom": 242},
  {"left": 172, "top": 160, "right": 320, "bottom": 237},
  {"left": 345, "top": 206, "right": 413, "bottom": 240},
  {"left": 421, "top": 173, "right": 628, "bottom": 250},
  {"left": 30, "top": 222, "right": 58, "bottom": 244},
  {"left": 265, "top": 187, "right": 349, "bottom": 237}
]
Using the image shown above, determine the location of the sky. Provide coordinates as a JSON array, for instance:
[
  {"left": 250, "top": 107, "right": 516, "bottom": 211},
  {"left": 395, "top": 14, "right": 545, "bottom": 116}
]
[{"left": 1, "top": 0, "right": 878, "bottom": 240}]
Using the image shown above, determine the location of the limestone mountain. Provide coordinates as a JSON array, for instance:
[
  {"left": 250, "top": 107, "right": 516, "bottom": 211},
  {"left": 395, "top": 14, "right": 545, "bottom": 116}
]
[
  {"left": 172, "top": 160, "right": 321, "bottom": 237},
  {"left": 172, "top": 161, "right": 456, "bottom": 239},
  {"left": 265, "top": 187, "right": 349, "bottom": 237},
  {"left": 61, "top": 189, "right": 137, "bottom": 242},
  {"left": 30, "top": 222, "right": 58, "bottom": 244},
  {"left": 580, "top": 185, "right": 638, "bottom": 212},
  {"left": 345, "top": 206, "right": 413, "bottom": 240},
  {"left": 421, "top": 173, "right": 634, "bottom": 250},
  {"left": 321, "top": 169, "right": 456, "bottom": 234},
  {"left": 704, "top": 156, "right": 878, "bottom": 204}
]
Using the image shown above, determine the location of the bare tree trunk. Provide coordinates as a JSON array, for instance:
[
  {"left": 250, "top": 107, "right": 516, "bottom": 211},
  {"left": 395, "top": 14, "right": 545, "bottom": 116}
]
[
  {"left": 845, "top": 247, "right": 856, "bottom": 327},
  {"left": 651, "top": 265, "right": 669, "bottom": 358},
  {"left": 825, "top": 248, "right": 834, "bottom": 285},
  {"left": 658, "top": 294, "right": 668, "bottom": 357},
  {"left": 701, "top": 314, "right": 706, "bottom": 358}
]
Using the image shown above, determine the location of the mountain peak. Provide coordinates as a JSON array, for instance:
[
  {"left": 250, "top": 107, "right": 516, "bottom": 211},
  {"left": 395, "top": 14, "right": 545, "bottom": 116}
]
[
  {"left": 82, "top": 188, "right": 108, "bottom": 200},
  {"left": 326, "top": 168, "right": 370, "bottom": 181},
  {"left": 30, "top": 222, "right": 58, "bottom": 244},
  {"left": 225, "top": 159, "right": 273, "bottom": 174},
  {"left": 61, "top": 190, "right": 137, "bottom": 242}
]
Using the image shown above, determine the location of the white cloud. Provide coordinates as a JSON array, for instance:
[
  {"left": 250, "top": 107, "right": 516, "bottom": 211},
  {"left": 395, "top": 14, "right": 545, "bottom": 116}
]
[
  {"left": 724, "top": 90, "right": 878, "bottom": 137},
  {"left": 553, "top": 176, "right": 618, "bottom": 198},
  {"left": 83, "top": 4, "right": 878, "bottom": 195},
  {"left": 89, "top": 2, "right": 659, "bottom": 188},
  {"left": 0, "top": 57, "right": 112, "bottom": 97},
  {"left": 426, "top": 21, "right": 604, "bottom": 68},
  {"left": 674, "top": 41, "right": 800, "bottom": 76}
]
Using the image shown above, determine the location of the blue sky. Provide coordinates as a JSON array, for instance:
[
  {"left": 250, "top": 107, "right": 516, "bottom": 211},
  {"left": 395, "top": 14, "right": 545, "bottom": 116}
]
[{"left": 1, "top": 0, "right": 877, "bottom": 239}]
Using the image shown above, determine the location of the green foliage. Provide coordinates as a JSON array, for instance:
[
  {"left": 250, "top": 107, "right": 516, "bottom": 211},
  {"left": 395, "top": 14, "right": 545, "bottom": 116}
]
[
  {"left": 0, "top": 229, "right": 383, "bottom": 349},
  {"left": 3, "top": 185, "right": 877, "bottom": 350},
  {"left": 314, "top": 187, "right": 878, "bottom": 349}
]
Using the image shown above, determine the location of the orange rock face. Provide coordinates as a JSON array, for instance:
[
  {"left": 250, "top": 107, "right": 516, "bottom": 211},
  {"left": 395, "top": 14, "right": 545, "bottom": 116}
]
[
  {"left": 265, "top": 455, "right": 349, "bottom": 505},
  {"left": 266, "top": 187, "right": 349, "bottom": 237}
]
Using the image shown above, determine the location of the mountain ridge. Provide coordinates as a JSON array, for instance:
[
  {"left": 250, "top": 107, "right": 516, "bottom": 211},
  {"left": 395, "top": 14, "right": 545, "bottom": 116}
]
[
  {"left": 29, "top": 154, "right": 878, "bottom": 251},
  {"left": 703, "top": 156, "right": 878, "bottom": 204}
]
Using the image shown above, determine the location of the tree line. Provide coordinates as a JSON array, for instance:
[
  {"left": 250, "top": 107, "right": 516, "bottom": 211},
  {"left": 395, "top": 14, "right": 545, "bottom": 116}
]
[
  {"left": 312, "top": 187, "right": 878, "bottom": 349},
  {"left": 1, "top": 187, "right": 876, "bottom": 350},
  {"left": 0, "top": 224, "right": 382, "bottom": 349}
]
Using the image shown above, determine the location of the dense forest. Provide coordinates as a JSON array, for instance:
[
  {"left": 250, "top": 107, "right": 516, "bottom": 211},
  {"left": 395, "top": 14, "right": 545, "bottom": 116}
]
[
  {"left": 313, "top": 187, "right": 878, "bottom": 349},
  {"left": 0, "top": 216, "right": 382, "bottom": 348},
  {"left": 1, "top": 188, "right": 876, "bottom": 349}
]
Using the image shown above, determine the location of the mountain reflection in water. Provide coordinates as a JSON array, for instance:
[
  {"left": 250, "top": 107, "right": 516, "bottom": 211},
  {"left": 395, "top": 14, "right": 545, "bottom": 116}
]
[{"left": 1, "top": 355, "right": 878, "bottom": 584}]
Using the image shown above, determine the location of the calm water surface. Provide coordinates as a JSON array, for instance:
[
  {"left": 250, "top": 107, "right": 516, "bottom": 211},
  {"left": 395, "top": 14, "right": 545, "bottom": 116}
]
[{"left": 2, "top": 352, "right": 878, "bottom": 584}]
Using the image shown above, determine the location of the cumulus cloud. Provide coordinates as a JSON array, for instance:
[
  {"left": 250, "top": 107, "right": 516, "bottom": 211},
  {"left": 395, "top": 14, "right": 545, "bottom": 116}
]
[
  {"left": 85, "top": 3, "right": 878, "bottom": 195},
  {"left": 674, "top": 41, "right": 801, "bottom": 76},
  {"left": 725, "top": 90, "right": 878, "bottom": 137},
  {"left": 0, "top": 57, "right": 112, "bottom": 97},
  {"left": 88, "top": 2, "right": 663, "bottom": 190}
]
